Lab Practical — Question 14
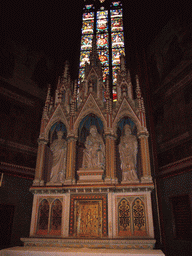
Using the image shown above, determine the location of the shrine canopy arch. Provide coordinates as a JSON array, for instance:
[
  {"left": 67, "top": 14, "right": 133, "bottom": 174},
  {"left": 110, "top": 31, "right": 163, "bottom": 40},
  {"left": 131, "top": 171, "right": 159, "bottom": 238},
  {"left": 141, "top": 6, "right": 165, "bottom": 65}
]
[
  {"left": 44, "top": 105, "right": 69, "bottom": 141},
  {"left": 48, "top": 122, "right": 67, "bottom": 144},
  {"left": 78, "top": 114, "right": 104, "bottom": 144},
  {"left": 73, "top": 108, "right": 107, "bottom": 138},
  {"left": 113, "top": 113, "right": 141, "bottom": 137},
  {"left": 116, "top": 117, "right": 137, "bottom": 141}
]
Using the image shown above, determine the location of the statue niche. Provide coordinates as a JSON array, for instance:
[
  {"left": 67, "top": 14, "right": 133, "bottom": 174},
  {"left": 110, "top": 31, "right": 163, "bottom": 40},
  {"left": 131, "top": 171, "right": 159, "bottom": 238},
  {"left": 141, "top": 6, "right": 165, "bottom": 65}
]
[
  {"left": 82, "top": 125, "right": 105, "bottom": 169},
  {"left": 48, "top": 130, "right": 67, "bottom": 184},
  {"left": 119, "top": 124, "right": 139, "bottom": 183},
  {"left": 77, "top": 125, "right": 105, "bottom": 183}
]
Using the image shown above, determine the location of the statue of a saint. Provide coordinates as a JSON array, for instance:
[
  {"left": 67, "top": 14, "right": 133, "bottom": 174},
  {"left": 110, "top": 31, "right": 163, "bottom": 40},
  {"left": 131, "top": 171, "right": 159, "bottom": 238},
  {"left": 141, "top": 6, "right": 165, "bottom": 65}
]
[
  {"left": 82, "top": 125, "right": 105, "bottom": 169},
  {"left": 119, "top": 124, "right": 139, "bottom": 182},
  {"left": 49, "top": 131, "right": 67, "bottom": 183}
]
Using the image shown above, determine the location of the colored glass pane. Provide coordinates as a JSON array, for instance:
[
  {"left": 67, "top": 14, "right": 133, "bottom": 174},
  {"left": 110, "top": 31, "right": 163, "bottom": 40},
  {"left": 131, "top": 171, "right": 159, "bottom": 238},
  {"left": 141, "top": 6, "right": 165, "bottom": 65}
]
[
  {"left": 83, "top": 12, "right": 94, "bottom": 20},
  {"left": 112, "top": 48, "right": 125, "bottom": 65},
  {"left": 112, "top": 2, "right": 121, "bottom": 7},
  {"left": 97, "top": 10, "right": 108, "bottom": 19},
  {"left": 110, "top": 9, "right": 122, "bottom": 18},
  {"left": 85, "top": 4, "right": 93, "bottom": 10},
  {"left": 79, "top": 69, "right": 85, "bottom": 81},
  {"left": 102, "top": 66, "right": 109, "bottom": 82},
  {"left": 97, "top": 34, "right": 108, "bottom": 49},
  {"left": 80, "top": 51, "right": 90, "bottom": 67},
  {"left": 96, "top": 10, "right": 108, "bottom": 32},
  {"left": 111, "top": 32, "right": 124, "bottom": 48},
  {"left": 96, "top": 19, "right": 108, "bottom": 33},
  {"left": 112, "top": 66, "right": 120, "bottom": 85},
  {"left": 81, "top": 35, "right": 93, "bottom": 50},
  {"left": 98, "top": 49, "right": 109, "bottom": 66},
  {"left": 111, "top": 18, "right": 123, "bottom": 32},
  {"left": 82, "top": 20, "right": 94, "bottom": 34}
]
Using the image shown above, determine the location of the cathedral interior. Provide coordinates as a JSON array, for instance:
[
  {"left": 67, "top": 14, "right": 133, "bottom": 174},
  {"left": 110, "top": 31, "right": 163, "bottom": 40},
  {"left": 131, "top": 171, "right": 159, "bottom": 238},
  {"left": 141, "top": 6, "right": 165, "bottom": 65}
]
[{"left": 0, "top": 0, "right": 192, "bottom": 255}]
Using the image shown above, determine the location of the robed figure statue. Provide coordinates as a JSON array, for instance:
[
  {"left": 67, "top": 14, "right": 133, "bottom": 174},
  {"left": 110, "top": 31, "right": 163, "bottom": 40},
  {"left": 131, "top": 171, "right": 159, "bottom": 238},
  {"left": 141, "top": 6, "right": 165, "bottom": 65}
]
[
  {"left": 119, "top": 124, "right": 139, "bottom": 182},
  {"left": 82, "top": 125, "right": 105, "bottom": 169},
  {"left": 49, "top": 130, "right": 67, "bottom": 183}
]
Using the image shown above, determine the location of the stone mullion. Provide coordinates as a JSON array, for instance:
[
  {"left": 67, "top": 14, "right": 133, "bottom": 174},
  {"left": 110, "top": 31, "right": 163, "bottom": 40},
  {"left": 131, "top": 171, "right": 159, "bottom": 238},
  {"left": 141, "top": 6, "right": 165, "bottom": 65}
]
[
  {"left": 139, "top": 135, "right": 152, "bottom": 183},
  {"left": 105, "top": 137, "right": 110, "bottom": 179},
  {"left": 65, "top": 137, "right": 76, "bottom": 184},
  {"left": 33, "top": 140, "right": 47, "bottom": 186},
  {"left": 105, "top": 135, "right": 117, "bottom": 183}
]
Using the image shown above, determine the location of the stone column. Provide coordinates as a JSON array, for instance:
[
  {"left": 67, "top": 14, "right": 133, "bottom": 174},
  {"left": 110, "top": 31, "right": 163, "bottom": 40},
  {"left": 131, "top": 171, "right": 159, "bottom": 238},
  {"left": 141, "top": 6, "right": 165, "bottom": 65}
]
[
  {"left": 64, "top": 137, "right": 76, "bottom": 184},
  {"left": 105, "top": 135, "right": 118, "bottom": 184},
  {"left": 138, "top": 133, "right": 152, "bottom": 183},
  {"left": 33, "top": 139, "right": 48, "bottom": 186}
]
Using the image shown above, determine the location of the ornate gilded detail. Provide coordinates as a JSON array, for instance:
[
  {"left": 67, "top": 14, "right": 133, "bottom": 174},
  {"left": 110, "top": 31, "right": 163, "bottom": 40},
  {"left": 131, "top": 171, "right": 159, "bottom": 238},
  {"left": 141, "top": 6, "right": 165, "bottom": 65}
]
[
  {"left": 69, "top": 194, "right": 107, "bottom": 238},
  {"left": 118, "top": 198, "right": 131, "bottom": 236},
  {"left": 133, "top": 198, "right": 147, "bottom": 236}
]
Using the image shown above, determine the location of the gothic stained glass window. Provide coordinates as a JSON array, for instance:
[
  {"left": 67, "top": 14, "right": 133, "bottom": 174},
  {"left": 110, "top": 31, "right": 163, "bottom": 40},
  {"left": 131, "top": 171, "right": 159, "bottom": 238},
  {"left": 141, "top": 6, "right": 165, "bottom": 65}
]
[
  {"left": 110, "top": 2, "right": 125, "bottom": 100},
  {"left": 50, "top": 199, "right": 62, "bottom": 235},
  {"left": 36, "top": 199, "right": 49, "bottom": 235},
  {"left": 78, "top": 5, "right": 95, "bottom": 84},
  {"left": 78, "top": 1, "right": 125, "bottom": 97},
  {"left": 96, "top": 7, "right": 109, "bottom": 83}
]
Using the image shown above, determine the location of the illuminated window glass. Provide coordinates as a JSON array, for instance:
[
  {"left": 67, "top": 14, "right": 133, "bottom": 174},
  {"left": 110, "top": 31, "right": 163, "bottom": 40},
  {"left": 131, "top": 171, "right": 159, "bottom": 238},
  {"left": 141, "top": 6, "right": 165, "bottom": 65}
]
[
  {"left": 110, "top": 3, "right": 125, "bottom": 98},
  {"left": 82, "top": 20, "right": 94, "bottom": 34}
]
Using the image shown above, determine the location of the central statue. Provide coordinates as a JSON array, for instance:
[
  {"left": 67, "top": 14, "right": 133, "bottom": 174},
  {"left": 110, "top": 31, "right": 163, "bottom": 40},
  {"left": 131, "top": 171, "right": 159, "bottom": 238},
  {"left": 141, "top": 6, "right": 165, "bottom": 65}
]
[{"left": 82, "top": 125, "right": 105, "bottom": 169}]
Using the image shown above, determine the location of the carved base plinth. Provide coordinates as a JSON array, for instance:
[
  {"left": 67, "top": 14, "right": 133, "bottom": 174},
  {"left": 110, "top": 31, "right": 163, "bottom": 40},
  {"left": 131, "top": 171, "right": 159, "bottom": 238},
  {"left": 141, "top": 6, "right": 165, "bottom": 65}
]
[
  {"left": 21, "top": 238, "right": 157, "bottom": 250},
  {"left": 121, "top": 171, "right": 139, "bottom": 184},
  {"left": 141, "top": 176, "right": 153, "bottom": 183},
  {"left": 77, "top": 168, "right": 104, "bottom": 184},
  {"left": 46, "top": 181, "right": 63, "bottom": 186}
]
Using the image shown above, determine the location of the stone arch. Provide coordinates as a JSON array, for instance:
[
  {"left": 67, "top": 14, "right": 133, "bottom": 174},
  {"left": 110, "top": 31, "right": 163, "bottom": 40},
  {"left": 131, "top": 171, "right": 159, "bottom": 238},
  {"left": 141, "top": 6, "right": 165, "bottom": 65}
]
[
  {"left": 73, "top": 102, "right": 107, "bottom": 138},
  {"left": 113, "top": 112, "right": 141, "bottom": 137},
  {"left": 44, "top": 106, "right": 69, "bottom": 141}
]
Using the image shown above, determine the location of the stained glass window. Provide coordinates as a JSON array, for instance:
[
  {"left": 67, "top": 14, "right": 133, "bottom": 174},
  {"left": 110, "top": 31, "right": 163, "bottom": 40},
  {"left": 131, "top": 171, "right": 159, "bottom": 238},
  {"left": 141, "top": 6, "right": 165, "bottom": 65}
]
[
  {"left": 78, "top": 1, "right": 125, "bottom": 99},
  {"left": 110, "top": 2, "right": 125, "bottom": 101},
  {"left": 96, "top": 7, "right": 109, "bottom": 83},
  {"left": 78, "top": 5, "right": 95, "bottom": 84}
]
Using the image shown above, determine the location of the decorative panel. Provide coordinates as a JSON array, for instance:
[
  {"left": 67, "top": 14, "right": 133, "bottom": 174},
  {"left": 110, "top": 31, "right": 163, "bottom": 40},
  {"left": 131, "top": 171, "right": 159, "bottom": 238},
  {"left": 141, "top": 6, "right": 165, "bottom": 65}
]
[
  {"left": 69, "top": 194, "right": 108, "bottom": 238},
  {"left": 118, "top": 198, "right": 131, "bottom": 236},
  {"left": 49, "top": 199, "right": 62, "bottom": 236},
  {"left": 132, "top": 198, "right": 147, "bottom": 236},
  {"left": 36, "top": 199, "right": 49, "bottom": 235}
]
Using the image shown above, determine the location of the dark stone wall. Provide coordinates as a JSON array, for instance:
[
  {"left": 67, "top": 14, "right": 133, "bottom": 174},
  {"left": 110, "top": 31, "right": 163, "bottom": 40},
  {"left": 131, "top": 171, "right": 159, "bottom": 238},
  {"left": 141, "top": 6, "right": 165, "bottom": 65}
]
[{"left": 0, "top": 174, "right": 33, "bottom": 249}]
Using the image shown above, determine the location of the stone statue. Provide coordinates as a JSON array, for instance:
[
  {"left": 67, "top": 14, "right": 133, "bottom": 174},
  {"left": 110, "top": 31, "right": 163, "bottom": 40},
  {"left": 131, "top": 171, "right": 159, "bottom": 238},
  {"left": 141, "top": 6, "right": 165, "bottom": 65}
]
[
  {"left": 49, "top": 130, "right": 67, "bottom": 183},
  {"left": 82, "top": 125, "right": 105, "bottom": 169},
  {"left": 119, "top": 124, "right": 139, "bottom": 182}
]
